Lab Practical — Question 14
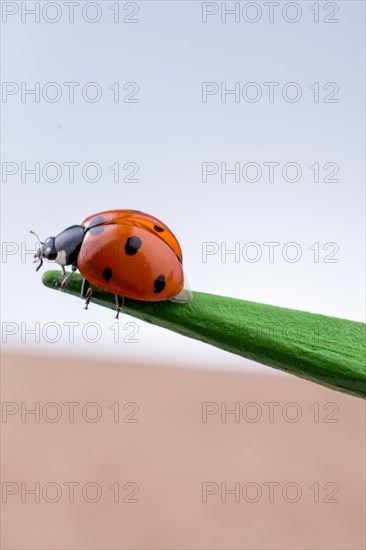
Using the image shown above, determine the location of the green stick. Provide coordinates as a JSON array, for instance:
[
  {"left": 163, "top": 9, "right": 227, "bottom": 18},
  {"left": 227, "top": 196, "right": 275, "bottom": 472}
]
[{"left": 43, "top": 270, "right": 366, "bottom": 399}]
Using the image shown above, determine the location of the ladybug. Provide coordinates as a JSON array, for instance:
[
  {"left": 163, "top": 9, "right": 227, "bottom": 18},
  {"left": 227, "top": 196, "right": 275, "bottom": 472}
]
[{"left": 33, "top": 210, "right": 192, "bottom": 317}]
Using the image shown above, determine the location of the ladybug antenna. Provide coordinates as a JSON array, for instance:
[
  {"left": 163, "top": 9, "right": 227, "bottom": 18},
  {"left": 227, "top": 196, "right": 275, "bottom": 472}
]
[{"left": 30, "top": 230, "right": 43, "bottom": 244}]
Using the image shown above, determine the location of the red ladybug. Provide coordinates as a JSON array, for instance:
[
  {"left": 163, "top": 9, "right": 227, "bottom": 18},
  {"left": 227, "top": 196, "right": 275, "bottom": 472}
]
[{"left": 33, "top": 210, "right": 192, "bottom": 317}]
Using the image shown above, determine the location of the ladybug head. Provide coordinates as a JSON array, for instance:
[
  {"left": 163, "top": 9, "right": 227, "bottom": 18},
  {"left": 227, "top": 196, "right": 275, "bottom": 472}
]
[{"left": 32, "top": 233, "right": 57, "bottom": 272}]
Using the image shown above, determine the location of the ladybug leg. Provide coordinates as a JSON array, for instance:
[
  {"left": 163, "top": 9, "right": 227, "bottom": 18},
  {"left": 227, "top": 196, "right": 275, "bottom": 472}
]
[
  {"left": 115, "top": 295, "right": 124, "bottom": 319},
  {"left": 59, "top": 263, "right": 77, "bottom": 291},
  {"left": 81, "top": 278, "right": 93, "bottom": 310},
  {"left": 51, "top": 266, "right": 66, "bottom": 288}
]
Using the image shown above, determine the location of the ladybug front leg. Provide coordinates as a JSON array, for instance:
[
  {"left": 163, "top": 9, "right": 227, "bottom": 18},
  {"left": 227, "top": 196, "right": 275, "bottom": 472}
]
[
  {"left": 51, "top": 265, "right": 67, "bottom": 288},
  {"left": 59, "top": 263, "right": 77, "bottom": 291},
  {"left": 51, "top": 263, "right": 77, "bottom": 290},
  {"left": 81, "top": 278, "right": 93, "bottom": 310},
  {"left": 115, "top": 295, "right": 124, "bottom": 319}
]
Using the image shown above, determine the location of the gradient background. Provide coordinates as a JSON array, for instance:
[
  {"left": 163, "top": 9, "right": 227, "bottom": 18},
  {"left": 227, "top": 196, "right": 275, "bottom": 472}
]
[{"left": 1, "top": 1, "right": 365, "bottom": 549}]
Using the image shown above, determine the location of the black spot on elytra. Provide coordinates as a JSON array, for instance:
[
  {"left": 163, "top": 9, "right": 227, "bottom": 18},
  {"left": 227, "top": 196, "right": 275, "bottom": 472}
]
[
  {"left": 88, "top": 216, "right": 106, "bottom": 235},
  {"left": 153, "top": 275, "right": 166, "bottom": 293},
  {"left": 102, "top": 267, "right": 112, "bottom": 281},
  {"left": 90, "top": 225, "right": 105, "bottom": 235},
  {"left": 154, "top": 225, "right": 164, "bottom": 233},
  {"left": 125, "top": 236, "right": 142, "bottom": 255},
  {"left": 88, "top": 215, "right": 106, "bottom": 228}
]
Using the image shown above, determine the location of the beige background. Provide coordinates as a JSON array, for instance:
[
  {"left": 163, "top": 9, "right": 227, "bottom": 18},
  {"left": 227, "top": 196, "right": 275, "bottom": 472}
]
[{"left": 1, "top": 352, "right": 365, "bottom": 550}]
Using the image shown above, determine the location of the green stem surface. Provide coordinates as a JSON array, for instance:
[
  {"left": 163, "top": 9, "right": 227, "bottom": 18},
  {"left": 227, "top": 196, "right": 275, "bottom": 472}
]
[{"left": 43, "top": 270, "right": 366, "bottom": 399}]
